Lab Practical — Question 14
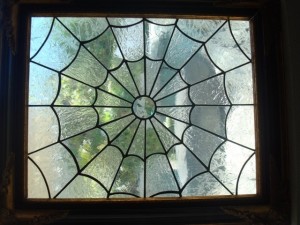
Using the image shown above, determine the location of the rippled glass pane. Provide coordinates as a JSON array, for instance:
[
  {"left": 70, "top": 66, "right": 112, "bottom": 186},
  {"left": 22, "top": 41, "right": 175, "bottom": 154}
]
[{"left": 28, "top": 17, "right": 256, "bottom": 199}]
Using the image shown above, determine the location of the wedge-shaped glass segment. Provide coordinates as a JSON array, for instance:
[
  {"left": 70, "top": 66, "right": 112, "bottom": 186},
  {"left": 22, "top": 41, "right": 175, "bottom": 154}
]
[{"left": 28, "top": 17, "right": 256, "bottom": 199}]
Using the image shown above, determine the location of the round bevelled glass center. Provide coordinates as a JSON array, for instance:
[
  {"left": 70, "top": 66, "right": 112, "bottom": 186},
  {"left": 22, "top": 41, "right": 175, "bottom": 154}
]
[{"left": 133, "top": 96, "right": 156, "bottom": 119}]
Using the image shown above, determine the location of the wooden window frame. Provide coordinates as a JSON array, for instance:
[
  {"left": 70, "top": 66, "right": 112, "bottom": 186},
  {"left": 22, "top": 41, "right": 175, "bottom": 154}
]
[{"left": 0, "top": 0, "right": 289, "bottom": 224}]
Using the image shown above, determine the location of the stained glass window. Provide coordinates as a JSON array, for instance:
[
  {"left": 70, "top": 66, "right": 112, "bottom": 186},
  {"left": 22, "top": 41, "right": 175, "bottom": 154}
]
[{"left": 27, "top": 17, "right": 256, "bottom": 199}]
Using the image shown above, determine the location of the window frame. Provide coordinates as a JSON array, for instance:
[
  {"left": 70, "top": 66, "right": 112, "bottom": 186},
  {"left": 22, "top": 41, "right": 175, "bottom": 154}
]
[{"left": 0, "top": 0, "right": 289, "bottom": 224}]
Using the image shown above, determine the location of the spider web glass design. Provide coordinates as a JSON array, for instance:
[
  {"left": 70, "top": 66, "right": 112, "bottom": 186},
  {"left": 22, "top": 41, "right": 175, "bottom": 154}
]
[{"left": 27, "top": 17, "right": 256, "bottom": 199}]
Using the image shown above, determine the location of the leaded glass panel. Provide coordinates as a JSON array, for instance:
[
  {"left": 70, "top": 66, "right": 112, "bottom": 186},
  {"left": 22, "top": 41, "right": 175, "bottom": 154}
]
[{"left": 28, "top": 17, "right": 256, "bottom": 199}]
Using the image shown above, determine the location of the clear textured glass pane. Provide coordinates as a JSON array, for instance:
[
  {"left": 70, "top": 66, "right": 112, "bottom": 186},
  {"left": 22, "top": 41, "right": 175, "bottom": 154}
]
[
  {"left": 112, "top": 120, "right": 140, "bottom": 154},
  {"left": 154, "top": 73, "right": 188, "bottom": 101},
  {"left": 96, "top": 107, "right": 132, "bottom": 125},
  {"left": 210, "top": 142, "right": 255, "bottom": 194},
  {"left": 95, "top": 90, "right": 131, "bottom": 107},
  {"left": 58, "top": 17, "right": 108, "bottom": 41},
  {"left": 182, "top": 173, "right": 231, "bottom": 196},
  {"left": 32, "top": 19, "right": 79, "bottom": 71},
  {"left": 145, "top": 21, "right": 173, "bottom": 60},
  {"left": 101, "top": 115, "right": 135, "bottom": 141},
  {"left": 63, "top": 47, "right": 107, "bottom": 87},
  {"left": 28, "top": 107, "right": 58, "bottom": 153},
  {"left": 29, "top": 143, "right": 78, "bottom": 197},
  {"left": 165, "top": 28, "right": 202, "bottom": 69},
  {"left": 55, "top": 107, "right": 97, "bottom": 139},
  {"left": 55, "top": 76, "right": 95, "bottom": 106},
  {"left": 146, "top": 154, "right": 178, "bottom": 197},
  {"left": 237, "top": 154, "right": 256, "bottom": 194},
  {"left": 85, "top": 29, "right": 122, "bottom": 70},
  {"left": 83, "top": 146, "right": 123, "bottom": 189},
  {"left": 111, "top": 63, "right": 139, "bottom": 97},
  {"left": 177, "top": 19, "right": 225, "bottom": 42},
  {"left": 113, "top": 22, "right": 144, "bottom": 61},
  {"left": 145, "top": 120, "right": 164, "bottom": 156},
  {"left": 147, "top": 18, "right": 176, "bottom": 25},
  {"left": 183, "top": 126, "right": 224, "bottom": 167},
  {"left": 190, "top": 75, "right": 230, "bottom": 105},
  {"left": 151, "top": 119, "right": 180, "bottom": 151},
  {"left": 111, "top": 156, "right": 144, "bottom": 197},
  {"left": 28, "top": 160, "right": 49, "bottom": 198},
  {"left": 146, "top": 59, "right": 162, "bottom": 95},
  {"left": 63, "top": 128, "right": 108, "bottom": 168},
  {"left": 29, "top": 63, "right": 58, "bottom": 105},
  {"left": 128, "top": 59, "right": 145, "bottom": 95},
  {"left": 180, "top": 48, "right": 221, "bottom": 85},
  {"left": 229, "top": 21, "right": 251, "bottom": 59},
  {"left": 168, "top": 144, "right": 206, "bottom": 188},
  {"left": 205, "top": 22, "right": 249, "bottom": 71},
  {"left": 57, "top": 175, "right": 107, "bottom": 198},
  {"left": 99, "top": 75, "right": 134, "bottom": 102},
  {"left": 150, "top": 63, "right": 177, "bottom": 97},
  {"left": 128, "top": 121, "right": 145, "bottom": 158},
  {"left": 157, "top": 106, "right": 191, "bottom": 123},
  {"left": 225, "top": 63, "right": 254, "bottom": 104},
  {"left": 28, "top": 17, "right": 256, "bottom": 199},
  {"left": 156, "top": 89, "right": 192, "bottom": 107},
  {"left": 108, "top": 18, "right": 142, "bottom": 26},
  {"left": 30, "top": 17, "right": 53, "bottom": 57},
  {"left": 226, "top": 106, "right": 255, "bottom": 149},
  {"left": 191, "top": 106, "right": 230, "bottom": 137}
]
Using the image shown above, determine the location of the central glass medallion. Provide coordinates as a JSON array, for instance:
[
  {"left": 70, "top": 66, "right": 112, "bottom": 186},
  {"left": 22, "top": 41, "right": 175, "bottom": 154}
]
[{"left": 133, "top": 96, "right": 156, "bottom": 119}]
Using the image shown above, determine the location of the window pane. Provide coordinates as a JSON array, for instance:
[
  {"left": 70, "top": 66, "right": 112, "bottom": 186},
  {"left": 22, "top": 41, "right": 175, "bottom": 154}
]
[{"left": 28, "top": 17, "right": 256, "bottom": 199}]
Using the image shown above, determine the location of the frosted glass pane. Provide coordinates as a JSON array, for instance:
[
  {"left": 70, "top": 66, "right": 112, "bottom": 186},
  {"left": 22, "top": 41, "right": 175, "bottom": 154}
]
[
  {"left": 146, "top": 59, "right": 162, "bottom": 95},
  {"left": 113, "top": 22, "right": 144, "bottom": 61},
  {"left": 128, "top": 59, "right": 145, "bottom": 95},
  {"left": 29, "top": 63, "right": 58, "bottom": 105},
  {"left": 95, "top": 90, "right": 131, "bottom": 107},
  {"left": 145, "top": 120, "right": 164, "bottom": 156},
  {"left": 225, "top": 63, "right": 254, "bottom": 104},
  {"left": 108, "top": 18, "right": 142, "bottom": 26},
  {"left": 210, "top": 142, "right": 254, "bottom": 194},
  {"left": 57, "top": 175, "right": 107, "bottom": 198},
  {"left": 58, "top": 17, "right": 108, "bottom": 41},
  {"left": 180, "top": 48, "right": 221, "bottom": 85},
  {"left": 147, "top": 18, "right": 176, "bottom": 25},
  {"left": 29, "top": 143, "right": 78, "bottom": 197},
  {"left": 146, "top": 154, "right": 178, "bottom": 197},
  {"left": 28, "top": 107, "right": 58, "bottom": 153},
  {"left": 230, "top": 21, "right": 251, "bottom": 59},
  {"left": 226, "top": 106, "right": 255, "bottom": 149},
  {"left": 177, "top": 19, "right": 225, "bottom": 42},
  {"left": 238, "top": 155, "right": 256, "bottom": 194},
  {"left": 157, "top": 106, "right": 191, "bottom": 123},
  {"left": 206, "top": 23, "right": 249, "bottom": 71},
  {"left": 183, "top": 126, "right": 224, "bottom": 167},
  {"left": 165, "top": 28, "right": 202, "bottom": 69},
  {"left": 145, "top": 22, "right": 173, "bottom": 59},
  {"left": 28, "top": 160, "right": 49, "bottom": 198},
  {"left": 111, "top": 156, "right": 144, "bottom": 197},
  {"left": 63, "top": 47, "right": 107, "bottom": 87},
  {"left": 156, "top": 89, "right": 192, "bottom": 107},
  {"left": 191, "top": 106, "right": 230, "bottom": 137},
  {"left": 32, "top": 20, "right": 79, "bottom": 71},
  {"left": 128, "top": 121, "right": 145, "bottom": 158},
  {"left": 30, "top": 17, "right": 53, "bottom": 57},
  {"left": 83, "top": 146, "right": 122, "bottom": 189},
  {"left": 96, "top": 107, "right": 132, "bottom": 125},
  {"left": 85, "top": 29, "right": 122, "bottom": 70},
  {"left": 190, "top": 76, "right": 230, "bottom": 105},
  {"left": 55, "top": 107, "right": 97, "bottom": 139},
  {"left": 55, "top": 76, "right": 95, "bottom": 106},
  {"left": 182, "top": 173, "right": 231, "bottom": 196},
  {"left": 63, "top": 128, "right": 108, "bottom": 168},
  {"left": 168, "top": 144, "right": 206, "bottom": 188}
]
